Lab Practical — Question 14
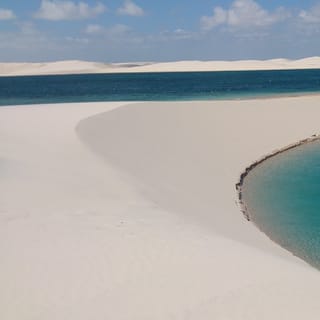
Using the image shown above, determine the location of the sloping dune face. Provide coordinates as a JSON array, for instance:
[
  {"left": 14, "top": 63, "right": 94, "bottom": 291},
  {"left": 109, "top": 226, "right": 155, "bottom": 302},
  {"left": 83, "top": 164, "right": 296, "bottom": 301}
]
[
  {"left": 76, "top": 98, "right": 320, "bottom": 320},
  {"left": 76, "top": 99, "right": 320, "bottom": 254},
  {"left": 77, "top": 102, "right": 251, "bottom": 241}
]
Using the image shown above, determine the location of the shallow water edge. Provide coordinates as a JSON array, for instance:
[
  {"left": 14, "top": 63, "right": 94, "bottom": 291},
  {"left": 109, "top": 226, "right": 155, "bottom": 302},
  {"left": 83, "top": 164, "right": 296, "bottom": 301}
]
[{"left": 236, "top": 134, "right": 320, "bottom": 221}]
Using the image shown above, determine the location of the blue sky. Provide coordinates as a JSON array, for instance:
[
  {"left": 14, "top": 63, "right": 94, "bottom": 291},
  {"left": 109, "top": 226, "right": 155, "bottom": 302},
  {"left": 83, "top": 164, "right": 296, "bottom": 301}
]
[{"left": 1, "top": 0, "right": 320, "bottom": 62}]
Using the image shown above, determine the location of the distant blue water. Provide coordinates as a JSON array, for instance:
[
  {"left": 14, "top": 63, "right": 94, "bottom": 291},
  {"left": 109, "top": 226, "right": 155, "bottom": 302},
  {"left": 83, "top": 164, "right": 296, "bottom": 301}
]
[
  {"left": 242, "top": 140, "right": 320, "bottom": 269},
  {"left": 1, "top": 69, "right": 320, "bottom": 106}
]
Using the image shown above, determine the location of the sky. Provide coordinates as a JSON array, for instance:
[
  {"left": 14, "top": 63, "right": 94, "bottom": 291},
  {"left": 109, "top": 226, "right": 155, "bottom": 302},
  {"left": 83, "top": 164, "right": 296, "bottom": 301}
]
[{"left": 1, "top": 0, "right": 320, "bottom": 62}]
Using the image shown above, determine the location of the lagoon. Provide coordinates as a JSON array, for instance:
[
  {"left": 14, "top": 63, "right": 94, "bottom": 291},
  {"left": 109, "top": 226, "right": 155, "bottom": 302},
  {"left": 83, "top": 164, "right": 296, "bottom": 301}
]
[{"left": 243, "top": 139, "right": 320, "bottom": 269}]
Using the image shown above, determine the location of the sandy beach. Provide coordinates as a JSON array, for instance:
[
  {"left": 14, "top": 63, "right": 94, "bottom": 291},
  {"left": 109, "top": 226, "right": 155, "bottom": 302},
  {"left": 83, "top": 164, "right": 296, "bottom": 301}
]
[{"left": 1, "top": 96, "right": 320, "bottom": 319}]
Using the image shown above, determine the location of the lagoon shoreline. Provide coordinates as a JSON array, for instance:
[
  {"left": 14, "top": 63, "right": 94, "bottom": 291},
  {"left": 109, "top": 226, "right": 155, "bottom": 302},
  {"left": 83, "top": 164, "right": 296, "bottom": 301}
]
[{"left": 237, "top": 134, "right": 320, "bottom": 221}]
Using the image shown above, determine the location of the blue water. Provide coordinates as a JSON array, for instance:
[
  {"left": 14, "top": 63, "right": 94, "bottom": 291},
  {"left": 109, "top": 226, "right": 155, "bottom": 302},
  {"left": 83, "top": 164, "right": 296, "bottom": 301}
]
[
  {"left": 243, "top": 140, "right": 320, "bottom": 269},
  {"left": 1, "top": 69, "right": 320, "bottom": 106}
]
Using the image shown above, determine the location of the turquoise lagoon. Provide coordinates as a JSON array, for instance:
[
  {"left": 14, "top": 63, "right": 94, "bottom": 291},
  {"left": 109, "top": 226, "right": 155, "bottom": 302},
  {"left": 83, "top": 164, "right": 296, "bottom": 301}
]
[{"left": 242, "top": 140, "right": 320, "bottom": 269}]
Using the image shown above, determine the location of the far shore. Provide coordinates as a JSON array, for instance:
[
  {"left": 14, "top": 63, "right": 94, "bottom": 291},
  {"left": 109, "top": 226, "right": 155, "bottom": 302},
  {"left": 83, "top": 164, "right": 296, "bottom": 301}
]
[{"left": 1, "top": 57, "right": 320, "bottom": 76}]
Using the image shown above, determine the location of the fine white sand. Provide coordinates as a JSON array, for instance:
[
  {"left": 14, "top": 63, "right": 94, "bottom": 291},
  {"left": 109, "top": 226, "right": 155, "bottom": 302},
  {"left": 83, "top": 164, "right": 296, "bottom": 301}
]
[
  {"left": 2, "top": 97, "right": 320, "bottom": 319},
  {"left": 1, "top": 57, "right": 320, "bottom": 76}
]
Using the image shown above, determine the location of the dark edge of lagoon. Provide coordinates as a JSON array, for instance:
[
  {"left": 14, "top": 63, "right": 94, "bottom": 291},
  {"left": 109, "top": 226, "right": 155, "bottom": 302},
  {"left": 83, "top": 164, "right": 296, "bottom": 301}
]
[{"left": 236, "top": 133, "right": 320, "bottom": 222}]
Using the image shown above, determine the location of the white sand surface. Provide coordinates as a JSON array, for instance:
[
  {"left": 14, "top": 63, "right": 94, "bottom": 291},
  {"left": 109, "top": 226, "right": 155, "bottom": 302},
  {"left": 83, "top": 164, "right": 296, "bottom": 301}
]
[
  {"left": 2, "top": 97, "right": 320, "bottom": 319},
  {"left": 1, "top": 57, "right": 320, "bottom": 76}
]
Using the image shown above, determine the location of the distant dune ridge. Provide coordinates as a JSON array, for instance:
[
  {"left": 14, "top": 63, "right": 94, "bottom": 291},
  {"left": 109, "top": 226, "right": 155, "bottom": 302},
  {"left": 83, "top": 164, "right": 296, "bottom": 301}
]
[{"left": 1, "top": 57, "right": 320, "bottom": 76}]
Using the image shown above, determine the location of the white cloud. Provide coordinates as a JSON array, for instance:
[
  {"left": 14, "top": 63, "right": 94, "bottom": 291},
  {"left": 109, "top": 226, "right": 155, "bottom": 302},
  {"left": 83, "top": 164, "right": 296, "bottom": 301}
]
[
  {"left": 117, "top": 0, "right": 144, "bottom": 17},
  {"left": 85, "top": 23, "right": 131, "bottom": 37},
  {"left": 201, "top": 7, "right": 227, "bottom": 30},
  {"left": 173, "top": 28, "right": 193, "bottom": 38},
  {"left": 299, "top": 4, "right": 320, "bottom": 23},
  {"left": 19, "top": 22, "right": 38, "bottom": 35},
  {"left": 0, "top": 8, "right": 16, "bottom": 20},
  {"left": 85, "top": 24, "right": 104, "bottom": 34},
  {"left": 34, "top": 0, "right": 106, "bottom": 21},
  {"left": 65, "top": 36, "right": 89, "bottom": 44},
  {"left": 201, "top": 0, "right": 289, "bottom": 30},
  {"left": 142, "top": 28, "right": 200, "bottom": 44},
  {"left": 108, "top": 24, "right": 131, "bottom": 35}
]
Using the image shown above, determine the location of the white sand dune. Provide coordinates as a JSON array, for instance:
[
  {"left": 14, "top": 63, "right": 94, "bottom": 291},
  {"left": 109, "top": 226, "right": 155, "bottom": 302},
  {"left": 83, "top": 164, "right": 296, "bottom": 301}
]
[
  {"left": 0, "top": 60, "right": 110, "bottom": 76},
  {"left": 2, "top": 97, "right": 320, "bottom": 319},
  {"left": 1, "top": 57, "right": 320, "bottom": 76}
]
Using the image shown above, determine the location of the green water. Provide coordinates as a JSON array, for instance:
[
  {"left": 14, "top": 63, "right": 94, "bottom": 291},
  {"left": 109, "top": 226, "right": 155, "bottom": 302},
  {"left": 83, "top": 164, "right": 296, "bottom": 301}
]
[{"left": 243, "top": 140, "right": 320, "bottom": 269}]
